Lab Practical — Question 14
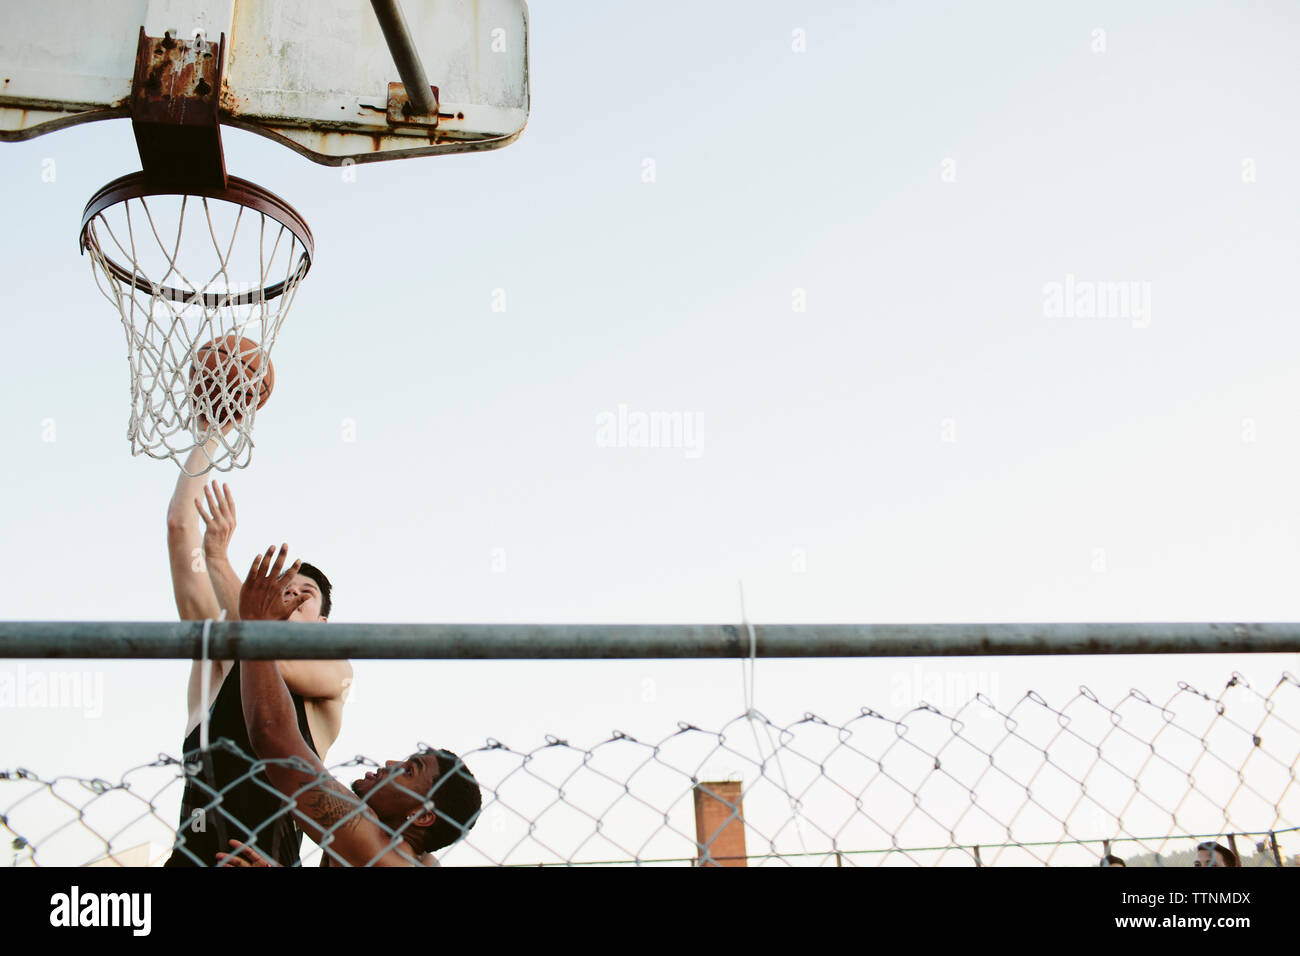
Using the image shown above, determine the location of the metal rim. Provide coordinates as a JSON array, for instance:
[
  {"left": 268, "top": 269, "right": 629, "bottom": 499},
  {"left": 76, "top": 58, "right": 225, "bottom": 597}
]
[{"left": 78, "top": 172, "right": 314, "bottom": 305}]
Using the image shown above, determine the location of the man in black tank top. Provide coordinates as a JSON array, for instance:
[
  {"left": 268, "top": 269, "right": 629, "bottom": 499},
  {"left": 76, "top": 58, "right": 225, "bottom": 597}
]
[
  {"left": 214, "top": 547, "right": 483, "bottom": 867},
  {"left": 163, "top": 469, "right": 352, "bottom": 865},
  {"left": 164, "top": 667, "right": 320, "bottom": 867}
]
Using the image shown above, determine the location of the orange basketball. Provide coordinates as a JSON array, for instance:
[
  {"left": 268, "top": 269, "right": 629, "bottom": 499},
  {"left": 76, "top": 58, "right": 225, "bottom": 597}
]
[{"left": 189, "top": 334, "right": 275, "bottom": 430}]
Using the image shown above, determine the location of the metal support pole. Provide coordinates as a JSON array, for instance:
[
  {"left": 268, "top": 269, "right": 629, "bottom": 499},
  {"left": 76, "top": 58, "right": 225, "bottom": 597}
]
[
  {"left": 0, "top": 621, "right": 1297, "bottom": 660},
  {"left": 370, "top": 0, "right": 438, "bottom": 115}
]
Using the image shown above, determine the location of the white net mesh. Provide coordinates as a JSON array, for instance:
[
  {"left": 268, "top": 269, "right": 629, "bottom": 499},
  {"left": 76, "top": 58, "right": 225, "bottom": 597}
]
[{"left": 81, "top": 182, "right": 311, "bottom": 476}]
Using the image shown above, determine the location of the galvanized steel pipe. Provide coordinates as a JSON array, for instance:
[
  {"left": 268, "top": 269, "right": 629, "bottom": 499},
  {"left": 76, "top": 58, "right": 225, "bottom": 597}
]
[
  {"left": 0, "top": 621, "right": 1296, "bottom": 659},
  {"left": 370, "top": 0, "right": 438, "bottom": 115}
]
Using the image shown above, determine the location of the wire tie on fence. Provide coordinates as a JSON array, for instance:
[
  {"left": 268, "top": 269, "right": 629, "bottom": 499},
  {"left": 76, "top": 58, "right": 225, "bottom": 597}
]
[
  {"left": 738, "top": 581, "right": 758, "bottom": 718},
  {"left": 735, "top": 591, "right": 798, "bottom": 864}
]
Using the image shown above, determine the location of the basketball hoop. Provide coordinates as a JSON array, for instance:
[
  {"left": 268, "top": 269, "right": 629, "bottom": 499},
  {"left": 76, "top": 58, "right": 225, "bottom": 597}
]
[
  {"left": 79, "top": 172, "right": 313, "bottom": 476},
  {"left": 5, "top": 7, "right": 527, "bottom": 473}
]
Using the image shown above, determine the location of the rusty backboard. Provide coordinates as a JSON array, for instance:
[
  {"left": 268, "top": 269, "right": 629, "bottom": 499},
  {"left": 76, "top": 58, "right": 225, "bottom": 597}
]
[{"left": 0, "top": 0, "right": 529, "bottom": 165}]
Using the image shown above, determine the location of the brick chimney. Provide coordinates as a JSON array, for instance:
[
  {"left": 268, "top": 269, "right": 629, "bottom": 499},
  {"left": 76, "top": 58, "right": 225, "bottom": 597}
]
[{"left": 693, "top": 780, "right": 747, "bottom": 867}]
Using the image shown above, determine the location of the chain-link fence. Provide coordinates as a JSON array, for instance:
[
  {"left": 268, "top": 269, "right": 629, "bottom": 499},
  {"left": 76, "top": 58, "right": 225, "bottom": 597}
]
[{"left": 4, "top": 670, "right": 1297, "bottom": 867}]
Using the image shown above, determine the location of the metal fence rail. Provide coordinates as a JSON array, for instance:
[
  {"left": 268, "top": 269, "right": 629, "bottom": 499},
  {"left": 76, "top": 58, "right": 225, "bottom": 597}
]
[
  {"left": 1, "top": 621, "right": 1299, "bottom": 659},
  {"left": 4, "top": 622, "right": 1298, "bottom": 866}
]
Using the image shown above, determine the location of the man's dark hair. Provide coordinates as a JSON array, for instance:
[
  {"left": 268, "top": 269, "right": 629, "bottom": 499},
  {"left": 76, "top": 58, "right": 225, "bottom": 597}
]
[
  {"left": 297, "top": 562, "right": 332, "bottom": 618},
  {"left": 1100, "top": 854, "right": 1125, "bottom": 867},
  {"left": 1196, "top": 841, "right": 1240, "bottom": 867},
  {"left": 418, "top": 749, "right": 482, "bottom": 852}
]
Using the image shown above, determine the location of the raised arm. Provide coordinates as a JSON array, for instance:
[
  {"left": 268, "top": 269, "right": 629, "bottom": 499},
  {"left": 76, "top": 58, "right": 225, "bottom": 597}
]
[
  {"left": 195, "top": 480, "right": 242, "bottom": 618},
  {"left": 170, "top": 446, "right": 231, "bottom": 734},
  {"left": 167, "top": 443, "right": 222, "bottom": 621},
  {"left": 240, "top": 658, "right": 403, "bottom": 867},
  {"left": 195, "top": 485, "right": 353, "bottom": 752},
  {"left": 237, "top": 546, "right": 413, "bottom": 867}
]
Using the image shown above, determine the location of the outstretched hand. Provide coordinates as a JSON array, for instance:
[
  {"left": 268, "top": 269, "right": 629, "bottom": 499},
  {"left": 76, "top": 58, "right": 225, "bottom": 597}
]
[
  {"left": 195, "top": 481, "right": 237, "bottom": 564},
  {"left": 239, "top": 544, "right": 308, "bottom": 622},
  {"left": 216, "top": 839, "right": 275, "bottom": 867}
]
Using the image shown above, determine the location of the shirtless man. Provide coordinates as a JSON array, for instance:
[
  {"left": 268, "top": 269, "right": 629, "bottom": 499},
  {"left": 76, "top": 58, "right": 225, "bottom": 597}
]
[
  {"left": 217, "top": 546, "right": 482, "bottom": 867},
  {"left": 163, "top": 441, "right": 353, "bottom": 866}
]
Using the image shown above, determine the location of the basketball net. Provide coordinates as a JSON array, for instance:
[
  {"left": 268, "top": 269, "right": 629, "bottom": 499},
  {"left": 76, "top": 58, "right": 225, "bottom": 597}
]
[{"left": 81, "top": 175, "right": 313, "bottom": 476}]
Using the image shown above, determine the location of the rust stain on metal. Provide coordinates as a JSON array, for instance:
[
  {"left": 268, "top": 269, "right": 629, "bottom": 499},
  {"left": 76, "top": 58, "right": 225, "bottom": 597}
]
[
  {"left": 134, "top": 30, "right": 220, "bottom": 124},
  {"left": 130, "top": 29, "right": 226, "bottom": 186},
  {"left": 386, "top": 82, "right": 440, "bottom": 127},
  {"left": 219, "top": 82, "right": 245, "bottom": 117}
]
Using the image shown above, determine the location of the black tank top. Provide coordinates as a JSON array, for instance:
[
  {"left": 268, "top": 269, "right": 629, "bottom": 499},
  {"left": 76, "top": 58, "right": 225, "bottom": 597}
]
[{"left": 163, "top": 666, "right": 320, "bottom": 867}]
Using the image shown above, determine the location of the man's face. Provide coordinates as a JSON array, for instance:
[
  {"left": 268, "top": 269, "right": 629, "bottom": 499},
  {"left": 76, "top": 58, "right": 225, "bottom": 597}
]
[
  {"left": 1195, "top": 848, "right": 1221, "bottom": 867},
  {"left": 283, "top": 573, "right": 326, "bottom": 622},
  {"left": 350, "top": 752, "right": 442, "bottom": 822}
]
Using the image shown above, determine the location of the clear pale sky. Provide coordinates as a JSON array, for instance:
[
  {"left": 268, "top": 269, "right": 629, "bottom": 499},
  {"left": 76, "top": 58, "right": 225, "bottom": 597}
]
[{"left": 1, "top": 1, "right": 1298, "bottom": 865}]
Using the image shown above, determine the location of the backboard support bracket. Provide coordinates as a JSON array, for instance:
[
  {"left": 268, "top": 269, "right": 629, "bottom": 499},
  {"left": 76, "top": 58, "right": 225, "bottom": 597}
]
[
  {"left": 131, "top": 27, "right": 227, "bottom": 189},
  {"left": 386, "top": 83, "right": 442, "bottom": 127},
  {"left": 370, "top": 0, "right": 439, "bottom": 116}
]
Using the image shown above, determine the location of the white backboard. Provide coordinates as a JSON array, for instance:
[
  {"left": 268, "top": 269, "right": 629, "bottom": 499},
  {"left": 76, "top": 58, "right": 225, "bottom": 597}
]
[{"left": 0, "top": 0, "right": 529, "bottom": 164}]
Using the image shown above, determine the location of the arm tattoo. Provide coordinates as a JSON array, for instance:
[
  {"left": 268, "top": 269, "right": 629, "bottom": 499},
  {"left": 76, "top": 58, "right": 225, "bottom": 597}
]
[{"left": 300, "top": 780, "right": 368, "bottom": 833}]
